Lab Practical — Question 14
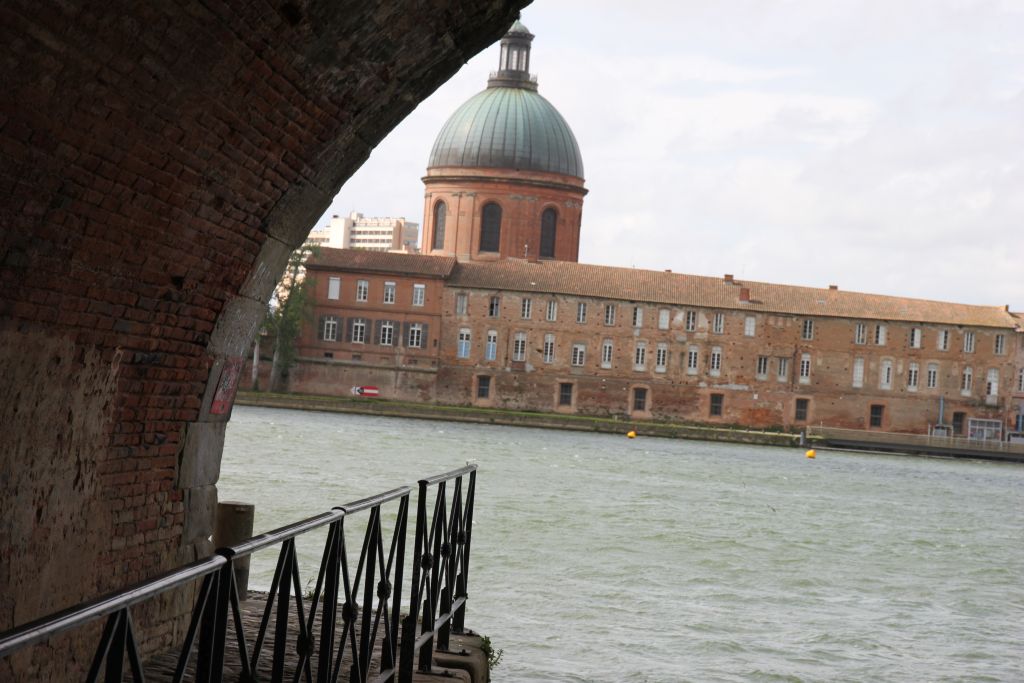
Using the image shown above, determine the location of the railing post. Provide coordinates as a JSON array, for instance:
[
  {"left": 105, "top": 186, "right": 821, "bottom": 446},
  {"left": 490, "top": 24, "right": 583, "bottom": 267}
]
[{"left": 453, "top": 468, "right": 475, "bottom": 634}]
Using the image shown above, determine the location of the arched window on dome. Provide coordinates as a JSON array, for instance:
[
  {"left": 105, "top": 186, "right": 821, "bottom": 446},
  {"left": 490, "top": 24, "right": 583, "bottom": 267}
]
[
  {"left": 432, "top": 201, "right": 446, "bottom": 251},
  {"left": 480, "top": 203, "right": 502, "bottom": 253},
  {"left": 539, "top": 208, "right": 557, "bottom": 259}
]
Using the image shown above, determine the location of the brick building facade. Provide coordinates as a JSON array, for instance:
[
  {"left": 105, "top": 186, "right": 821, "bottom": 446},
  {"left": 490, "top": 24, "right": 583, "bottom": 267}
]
[
  {"left": 291, "top": 251, "right": 1024, "bottom": 437},
  {"left": 285, "top": 23, "right": 1024, "bottom": 439}
]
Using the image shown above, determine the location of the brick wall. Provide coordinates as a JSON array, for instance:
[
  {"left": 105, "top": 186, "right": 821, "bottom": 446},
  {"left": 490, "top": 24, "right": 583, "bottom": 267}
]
[{"left": 0, "top": 1, "right": 530, "bottom": 676}]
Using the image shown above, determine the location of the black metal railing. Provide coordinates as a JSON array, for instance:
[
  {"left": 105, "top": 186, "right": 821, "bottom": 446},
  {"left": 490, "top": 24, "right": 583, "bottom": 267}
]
[
  {"left": 0, "top": 464, "right": 478, "bottom": 683},
  {"left": 401, "top": 465, "right": 476, "bottom": 682}
]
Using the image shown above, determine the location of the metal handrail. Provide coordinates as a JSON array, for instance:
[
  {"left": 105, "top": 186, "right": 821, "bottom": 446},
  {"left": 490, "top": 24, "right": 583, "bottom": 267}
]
[{"left": 0, "top": 469, "right": 477, "bottom": 682}]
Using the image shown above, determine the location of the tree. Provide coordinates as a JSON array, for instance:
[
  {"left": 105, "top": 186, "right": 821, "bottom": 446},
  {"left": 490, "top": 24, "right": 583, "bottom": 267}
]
[{"left": 266, "top": 244, "right": 317, "bottom": 393}]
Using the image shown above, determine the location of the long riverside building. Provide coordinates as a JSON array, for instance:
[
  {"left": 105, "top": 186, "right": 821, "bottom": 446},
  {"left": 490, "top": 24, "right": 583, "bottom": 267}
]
[
  {"left": 293, "top": 249, "right": 1024, "bottom": 437},
  {"left": 288, "top": 23, "right": 1024, "bottom": 439}
]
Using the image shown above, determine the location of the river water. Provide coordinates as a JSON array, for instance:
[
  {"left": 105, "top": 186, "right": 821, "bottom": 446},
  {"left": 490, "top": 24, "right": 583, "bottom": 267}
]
[{"left": 220, "top": 406, "right": 1024, "bottom": 682}]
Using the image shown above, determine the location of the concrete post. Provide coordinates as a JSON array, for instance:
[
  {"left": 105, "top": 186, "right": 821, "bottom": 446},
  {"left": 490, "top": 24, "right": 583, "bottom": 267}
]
[{"left": 214, "top": 501, "right": 255, "bottom": 600}]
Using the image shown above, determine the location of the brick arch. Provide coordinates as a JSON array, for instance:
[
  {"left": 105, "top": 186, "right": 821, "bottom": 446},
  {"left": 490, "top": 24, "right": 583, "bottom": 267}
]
[{"left": 0, "top": 0, "right": 529, "bottom": 675}]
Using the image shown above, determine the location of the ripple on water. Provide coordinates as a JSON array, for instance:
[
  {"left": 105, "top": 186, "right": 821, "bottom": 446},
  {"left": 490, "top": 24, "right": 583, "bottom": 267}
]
[{"left": 220, "top": 408, "right": 1024, "bottom": 682}]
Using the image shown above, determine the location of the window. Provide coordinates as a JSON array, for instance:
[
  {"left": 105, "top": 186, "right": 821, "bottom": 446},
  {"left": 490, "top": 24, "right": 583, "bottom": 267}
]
[
  {"left": 489, "top": 296, "right": 500, "bottom": 317},
  {"left": 874, "top": 324, "right": 887, "bottom": 346},
  {"left": 513, "top": 332, "right": 527, "bottom": 362},
  {"left": 380, "top": 321, "right": 394, "bottom": 346},
  {"left": 457, "top": 328, "right": 471, "bottom": 358},
  {"left": 709, "top": 393, "right": 723, "bottom": 417},
  {"left": 659, "top": 309, "right": 671, "bottom": 330},
  {"left": 546, "top": 300, "right": 557, "bottom": 321},
  {"left": 986, "top": 369, "right": 999, "bottom": 397},
  {"left": 869, "top": 404, "right": 884, "bottom": 428},
  {"left": 802, "top": 319, "right": 814, "bottom": 340},
  {"left": 327, "top": 277, "right": 341, "bottom": 300},
  {"left": 408, "top": 323, "right": 423, "bottom": 349},
  {"left": 412, "top": 284, "right": 425, "bottom": 307},
  {"left": 854, "top": 323, "right": 867, "bottom": 345},
  {"left": 601, "top": 340, "right": 613, "bottom": 368},
  {"left": 744, "top": 316, "right": 756, "bottom": 337},
  {"left": 480, "top": 202, "right": 502, "bottom": 252},
  {"left": 633, "top": 387, "right": 648, "bottom": 412},
  {"left": 383, "top": 281, "right": 396, "bottom": 304},
  {"left": 777, "top": 357, "right": 789, "bottom": 382},
  {"left": 1019, "top": 368, "right": 1024, "bottom": 393},
  {"left": 521, "top": 298, "right": 532, "bottom": 319},
  {"left": 712, "top": 313, "right": 725, "bottom": 334},
  {"left": 604, "top": 304, "right": 616, "bottom": 326},
  {"left": 907, "top": 362, "right": 919, "bottom": 391},
  {"left": 710, "top": 347, "right": 722, "bottom": 377},
  {"left": 322, "top": 315, "right": 338, "bottom": 342},
  {"left": 634, "top": 342, "right": 647, "bottom": 370},
  {"left": 432, "top": 201, "right": 446, "bottom": 250},
  {"left": 852, "top": 358, "right": 864, "bottom": 388},
  {"left": 456, "top": 293, "right": 467, "bottom": 315},
  {"left": 963, "top": 331, "right": 975, "bottom": 353},
  {"left": 485, "top": 330, "right": 497, "bottom": 361},
  {"left": 632, "top": 306, "right": 643, "bottom": 328},
  {"left": 477, "top": 376, "right": 491, "bottom": 399},
  {"left": 543, "top": 334, "right": 555, "bottom": 364},
  {"left": 571, "top": 344, "right": 586, "bottom": 367},
  {"left": 685, "top": 311, "right": 697, "bottom": 332},
  {"left": 879, "top": 359, "right": 893, "bottom": 390},
  {"left": 352, "top": 318, "right": 366, "bottom": 344},
  {"left": 576, "top": 302, "right": 587, "bottom": 324},
  {"left": 356, "top": 279, "right": 368, "bottom": 302},
  {"left": 756, "top": 356, "right": 769, "bottom": 378},
  {"left": 799, "top": 353, "right": 811, "bottom": 384},
  {"left": 937, "top": 329, "right": 950, "bottom": 351},
  {"left": 558, "top": 382, "right": 573, "bottom": 406},
  {"left": 686, "top": 347, "right": 699, "bottom": 375},
  {"left": 995, "top": 334, "right": 1006, "bottom": 355},
  {"left": 655, "top": 343, "right": 668, "bottom": 372},
  {"left": 909, "top": 327, "right": 921, "bottom": 348},
  {"left": 927, "top": 363, "right": 938, "bottom": 389},
  {"left": 795, "top": 398, "right": 809, "bottom": 422},
  {"left": 961, "top": 367, "right": 973, "bottom": 394},
  {"left": 540, "top": 208, "right": 557, "bottom": 259}
]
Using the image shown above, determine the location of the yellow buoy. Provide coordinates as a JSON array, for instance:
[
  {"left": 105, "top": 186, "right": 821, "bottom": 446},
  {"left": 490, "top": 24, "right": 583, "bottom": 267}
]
[
  {"left": 805, "top": 449, "right": 816, "bottom": 459},
  {"left": 627, "top": 430, "right": 637, "bottom": 439}
]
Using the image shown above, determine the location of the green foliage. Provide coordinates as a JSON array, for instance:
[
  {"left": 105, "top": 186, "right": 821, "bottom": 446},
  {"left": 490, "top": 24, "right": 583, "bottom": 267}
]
[
  {"left": 267, "top": 244, "right": 319, "bottom": 392},
  {"left": 480, "top": 635, "right": 503, "bottom": 670}
]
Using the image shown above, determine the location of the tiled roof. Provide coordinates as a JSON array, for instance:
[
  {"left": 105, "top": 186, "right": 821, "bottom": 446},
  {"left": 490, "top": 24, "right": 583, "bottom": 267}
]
[
  {"left": 306, "top": 248, "right": 457, "bottom": 278},
  {"left": 448, "top": 260, "right": 1017, "bottom": 329}
]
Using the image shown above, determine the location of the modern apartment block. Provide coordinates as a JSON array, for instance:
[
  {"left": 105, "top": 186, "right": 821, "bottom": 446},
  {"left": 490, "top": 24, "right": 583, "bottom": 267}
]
[{"left": 307, "top": 211, "right": 420, "bottom": 253}]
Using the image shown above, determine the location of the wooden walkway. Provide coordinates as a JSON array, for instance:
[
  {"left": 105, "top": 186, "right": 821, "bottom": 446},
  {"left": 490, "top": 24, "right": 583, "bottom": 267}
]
[{"left": 143, "top": 592, "right": 485, "bottom": 682}]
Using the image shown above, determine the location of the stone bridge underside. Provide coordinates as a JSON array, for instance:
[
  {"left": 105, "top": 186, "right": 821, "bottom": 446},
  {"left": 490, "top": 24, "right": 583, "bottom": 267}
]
[{"left": 0, "top": 0, "right": 528, "bottom": 675}]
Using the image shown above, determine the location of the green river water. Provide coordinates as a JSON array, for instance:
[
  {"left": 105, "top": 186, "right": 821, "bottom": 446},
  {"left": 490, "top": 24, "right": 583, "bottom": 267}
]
[{"left": 221, "top": 406, "right": 1023, "bottom": 682}]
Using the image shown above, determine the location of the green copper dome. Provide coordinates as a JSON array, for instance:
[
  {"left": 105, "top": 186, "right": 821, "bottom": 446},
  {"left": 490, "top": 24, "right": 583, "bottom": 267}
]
[
  {"left": 427, "top": 23, "right": 584, "bottom": 179},
  {"left": 428, "top": 88, "right": 584, "bottom": 179}
]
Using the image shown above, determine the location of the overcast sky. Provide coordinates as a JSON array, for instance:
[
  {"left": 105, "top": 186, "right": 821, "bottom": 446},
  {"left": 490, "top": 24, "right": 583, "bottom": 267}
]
[{"left": 318, "top": 0, "right": 1023, "bottom": 311}]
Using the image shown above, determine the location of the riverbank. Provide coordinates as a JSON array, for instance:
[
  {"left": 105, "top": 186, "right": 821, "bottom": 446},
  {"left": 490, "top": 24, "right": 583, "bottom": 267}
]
[{"left": 235, "top": 390, "right": 805, "bottom": 448}]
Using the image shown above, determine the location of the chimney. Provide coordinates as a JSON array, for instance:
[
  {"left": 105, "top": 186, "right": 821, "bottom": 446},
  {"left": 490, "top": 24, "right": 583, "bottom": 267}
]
[
  {"left": 739, "top": 287, "right": 750, "bottom": 303},
  {"left": 724, "top": 273, "right": 734, "bottom": 284},
  {"left": 829, "top": 284, "right": 838, "bottom": 291},
  {"left": 664, "top": 269, "right": 672, "bottom": 273}
]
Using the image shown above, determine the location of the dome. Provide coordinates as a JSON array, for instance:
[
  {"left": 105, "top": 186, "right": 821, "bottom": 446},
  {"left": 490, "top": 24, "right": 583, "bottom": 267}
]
[{"left": 428, "top": 87, "right": 584, "bottom": 179}]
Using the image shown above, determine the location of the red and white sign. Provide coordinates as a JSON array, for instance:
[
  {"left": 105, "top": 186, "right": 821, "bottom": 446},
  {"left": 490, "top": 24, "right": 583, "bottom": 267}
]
[{"left": 350, "top": 386, "right": 380, "bottom": 397}]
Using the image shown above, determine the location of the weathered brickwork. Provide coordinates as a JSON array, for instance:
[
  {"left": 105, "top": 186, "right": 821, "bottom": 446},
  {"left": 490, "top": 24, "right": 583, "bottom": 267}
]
[
  {"left": 1, "top": 1, "right": 530, "bottom": 677},
  {"left": 290, "top": 253, "right": 1023, "bottom": 439},
  {"left": 423, "top": 168, "right": 586, "bottom": 262}
]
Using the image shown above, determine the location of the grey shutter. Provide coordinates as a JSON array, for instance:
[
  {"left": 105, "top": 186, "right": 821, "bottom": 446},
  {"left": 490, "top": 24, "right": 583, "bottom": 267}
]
[
  {"left": 346, "top": 317, "right": 355, "bottom": 342},
  {"left": 421, "top": 323, "right": 429, "bottom": 349},
  {"left": 334, "top": 318, "right": 344, "bottom": 344},
  {"left": 374, "top": 319, "right": 383, "bottom": 344},
  {"left": 318, "top": 315, "right": 326, "bottom": 341},
  {"left": 401, "top": 322, "right": 411, "bottom": 347}
]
